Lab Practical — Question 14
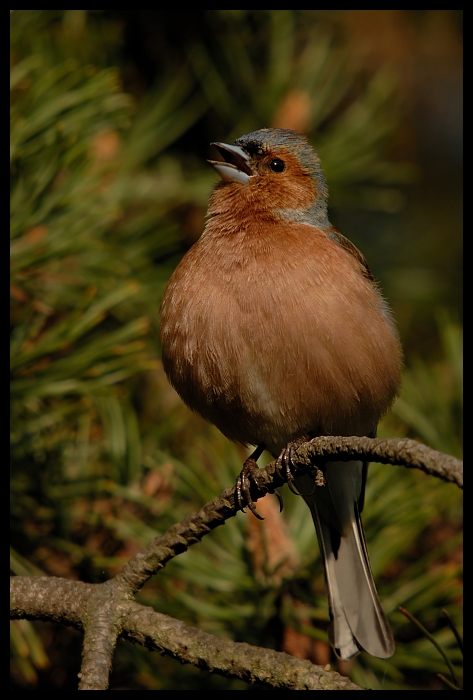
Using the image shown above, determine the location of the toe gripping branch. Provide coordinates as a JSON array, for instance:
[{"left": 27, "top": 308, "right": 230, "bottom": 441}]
[
  {"left": 235, "top": 444, "right": 273, "bottom": 520},
  {"left": 235, "top": 435, "right": 324, "bottom": 520}
]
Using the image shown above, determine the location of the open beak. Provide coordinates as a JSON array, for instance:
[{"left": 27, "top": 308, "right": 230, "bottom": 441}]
[{"left": 208, "top": 142, "right": 254, "bottom": 184}]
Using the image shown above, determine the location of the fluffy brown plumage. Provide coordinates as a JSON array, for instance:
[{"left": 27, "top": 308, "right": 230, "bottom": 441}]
[{"left": 160, "top": 128, "right": 403, "bottom": 660}]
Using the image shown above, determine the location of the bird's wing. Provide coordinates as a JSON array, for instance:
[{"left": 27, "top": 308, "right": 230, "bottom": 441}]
[{"left": 325, "top": 227, "right": 375, "bottom": 283}]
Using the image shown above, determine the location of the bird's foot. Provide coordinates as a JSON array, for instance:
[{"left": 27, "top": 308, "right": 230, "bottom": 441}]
[
  {"left": 276, "top": 434, "right": 325, "bottom": 496},
  {"left": 236, "top": 456, "right": 264, "bottom": 520},
  {"left": 235, "top": 444, "right": 284, "bottom": 520}
]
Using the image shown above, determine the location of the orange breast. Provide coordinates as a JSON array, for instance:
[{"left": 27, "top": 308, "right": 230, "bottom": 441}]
[{"left": 160, "top": 220, "right": 402, "bottom": 453}]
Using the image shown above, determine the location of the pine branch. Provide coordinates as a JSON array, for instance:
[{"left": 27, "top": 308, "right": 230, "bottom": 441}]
[{"left": 10, "top": 436, "right": 462, "bottom": 690}]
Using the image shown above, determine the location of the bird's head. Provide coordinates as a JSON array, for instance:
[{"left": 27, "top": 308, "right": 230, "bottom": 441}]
[{"left": 207, "top": 128, "right": 329, "bottom": 229}]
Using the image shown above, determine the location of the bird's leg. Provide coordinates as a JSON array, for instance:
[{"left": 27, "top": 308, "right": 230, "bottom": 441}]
[
  {"left": 236, "top": 443, "right": 265, "bottom": 520},
  {"left": 276, "top": 434, "right": 325, "bottom": 496},
  {"left": 236, "top": 443, "right": 284, "bottom": 520}
]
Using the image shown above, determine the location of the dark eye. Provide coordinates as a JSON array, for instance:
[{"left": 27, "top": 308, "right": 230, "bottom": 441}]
[{"left": 269, "top": 158, "right": 285, "bottom": 173}]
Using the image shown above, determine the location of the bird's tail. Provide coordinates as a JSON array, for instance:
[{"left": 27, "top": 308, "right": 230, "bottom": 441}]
[{"left": 295, "top": 461, "right": 394, "bottom": 661}]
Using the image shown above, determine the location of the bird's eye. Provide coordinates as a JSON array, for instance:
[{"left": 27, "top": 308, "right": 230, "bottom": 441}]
[{"left": 269, "top": 158, "right": 285, "bottom": 173}]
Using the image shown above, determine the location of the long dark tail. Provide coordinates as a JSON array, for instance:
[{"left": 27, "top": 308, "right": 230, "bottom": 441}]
[{"left": 295, "top": 460, "right": 394, "bottom": 660}]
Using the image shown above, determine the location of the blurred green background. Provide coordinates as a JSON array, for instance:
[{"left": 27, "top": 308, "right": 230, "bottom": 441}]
[{"left": 10, "top": 10, "right": 462, "bottom": 690}]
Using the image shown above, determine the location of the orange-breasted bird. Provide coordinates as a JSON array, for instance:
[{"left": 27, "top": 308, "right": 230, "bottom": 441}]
[{"left": 160, "top": 128, "right": 403, "bottom": 660}]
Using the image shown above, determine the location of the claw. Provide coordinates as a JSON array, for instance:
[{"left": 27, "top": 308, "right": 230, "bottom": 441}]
[
  {"left": 235, "top": 444, "right": 266, "bottom": 519},
  {"left": 235, "top": 436, "right": 320, "bottom": 518},
  {"left": 287, "top": 478, "right": 303, "bottom": 496},
  {"left": 276, "top": 438, "right": 304, "bottom": 496},
  {"left": 274, "top": 488, "right": 284, "bottom": 512},
  {"left": 236, "top": 473, "right": 246, "bottom": 512},
  {"left": 247, "top": 497, "right": 265, "bottom": 520},
  {"left": 276, "top": 434, "right": 321, "bottom": 496}
]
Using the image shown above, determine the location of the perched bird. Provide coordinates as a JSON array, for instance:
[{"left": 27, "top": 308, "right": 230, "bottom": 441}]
[{"left": 160, "top": 128, "right": 403, "bottom": 660}]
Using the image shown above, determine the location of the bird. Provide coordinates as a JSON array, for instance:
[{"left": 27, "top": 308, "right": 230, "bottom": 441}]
[{"left": 159, "top": 128, "right": 403, "bottom": 660}]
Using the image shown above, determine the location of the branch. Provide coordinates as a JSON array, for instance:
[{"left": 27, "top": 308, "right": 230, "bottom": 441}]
[
  {"left": 118, "top": 437, "right": 461, "bottom": 597},
  {"left": 122, "top": 602, "right": 363, "bottom": 690},
  {"left": 10, "top": 577, "right": 362, "bottom": 690},
  {"left": 10, "top": 436, "right": 462, "bottom": 689},
  {"left": 293, "top": 436, "right": 463, "bottom": 488}
]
